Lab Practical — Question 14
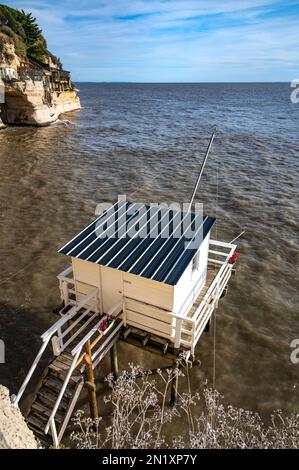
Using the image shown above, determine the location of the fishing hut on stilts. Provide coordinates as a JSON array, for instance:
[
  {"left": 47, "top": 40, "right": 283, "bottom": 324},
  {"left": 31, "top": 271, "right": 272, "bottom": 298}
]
[{"left": 12, "top": 130, "right": 239, "bottom": 447}]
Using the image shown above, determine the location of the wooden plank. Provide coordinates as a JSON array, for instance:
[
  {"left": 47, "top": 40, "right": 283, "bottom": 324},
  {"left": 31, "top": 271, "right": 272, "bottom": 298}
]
[
  {"left": 48, "top": 367, "right": 81, "bottom": 385},
  {"left": 210, "top": 239, "right": 236, "bottom": 248},
  {"left": 208, "top": 249, "right": 228, "bottom": 257},
  {"left": 126, "top": 309, "right": 174, "bottom": 336},
  {"left": 49, "top": 359, "right": 70, "bottom": 372},
  {"left": 27, "top": 414, "right": 48, "bottom": 432},
  {"left": 44, "top": 377, "right": 73, "bottom": 399},
  {"left": 31, "top": 401, "right": 64, "bottom": 424},
  {"left": 123, "top": 272, "right": 174, "bottom": 311},
  {"left": 123, "top": 327, "right": 132, "bottom": 339},
  {"left": 37, "top": 387, "right": 69, "bottom": 409},
  {"left": 125, "top": 299, "right": 173, "bottom": 323},
  {"left": 124, "top": 319, "right": 173, "bottom": 342}
]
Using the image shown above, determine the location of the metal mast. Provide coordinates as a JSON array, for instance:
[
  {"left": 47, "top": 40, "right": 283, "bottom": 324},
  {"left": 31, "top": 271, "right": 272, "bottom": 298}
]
[{"left": 187, "top": 128, "right": 216, "bottom": 212}]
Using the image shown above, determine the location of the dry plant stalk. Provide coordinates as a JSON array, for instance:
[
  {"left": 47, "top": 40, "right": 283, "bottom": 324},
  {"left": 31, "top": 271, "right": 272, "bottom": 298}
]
[{"left": 71, "top": 355, "right": 299, "bottom": 449}]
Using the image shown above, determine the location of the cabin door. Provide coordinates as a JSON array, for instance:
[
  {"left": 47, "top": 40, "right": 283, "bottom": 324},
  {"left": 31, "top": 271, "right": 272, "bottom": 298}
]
[{"left": 100, "top": 266, "right": 123, "bottom": 313}]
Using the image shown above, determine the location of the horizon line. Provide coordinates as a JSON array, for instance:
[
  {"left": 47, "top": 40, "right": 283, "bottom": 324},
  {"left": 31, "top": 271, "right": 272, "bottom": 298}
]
[{"left": 74, "top": 81, "right": 290, "bottom": 84}]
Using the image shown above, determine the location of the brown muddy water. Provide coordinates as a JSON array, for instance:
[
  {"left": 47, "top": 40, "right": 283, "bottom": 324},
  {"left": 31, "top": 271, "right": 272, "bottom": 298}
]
[{"left": 0, "top": 83, "right": 298, "bottom": 432}]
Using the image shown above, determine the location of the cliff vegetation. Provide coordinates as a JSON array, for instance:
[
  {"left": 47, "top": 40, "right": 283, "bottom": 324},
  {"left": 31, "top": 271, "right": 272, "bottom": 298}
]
[{"left": 0, "top": 4, "right": 62, "bottom": 67}]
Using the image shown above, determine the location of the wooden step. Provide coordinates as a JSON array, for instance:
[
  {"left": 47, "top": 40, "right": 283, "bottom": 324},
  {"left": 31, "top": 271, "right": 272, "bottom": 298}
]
[
  {"left": 37, "top": 387, "right": 69, "bottom": 410},
  {"left": 48, "top": 361, "right": 82, "bottom": 383},
  {"left": 27, "top": 413, "right": 48, "bottom": 431},
  {"left": 43, "top": 376, "right": 74, "bottom": 399},
  {"left": 31, "top": 400, "right": 64, "bottom": 424},
  {"left": 59, "top": 352, "right": 77, "bottom": 366},
  {"left": 27, "top": 411, "right": 60, "bottom": 445}
]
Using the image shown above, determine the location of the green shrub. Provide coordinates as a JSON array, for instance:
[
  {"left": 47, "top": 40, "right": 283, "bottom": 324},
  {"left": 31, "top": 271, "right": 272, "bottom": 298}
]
[{"left": 0, "top": 4, "right": 61, "bottom": 65}]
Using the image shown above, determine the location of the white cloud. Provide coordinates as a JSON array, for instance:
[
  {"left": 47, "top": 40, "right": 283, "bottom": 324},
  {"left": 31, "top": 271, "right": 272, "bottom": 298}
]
[{"left": 4, "top": 0, "right": 299, "bottom": 81}]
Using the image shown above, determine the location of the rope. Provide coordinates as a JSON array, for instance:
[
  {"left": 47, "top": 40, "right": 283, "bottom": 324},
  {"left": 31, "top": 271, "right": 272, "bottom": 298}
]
[
  {"left": 212, "top": 159, "right": 219, "bottom": 390},
  {"left": 230, "top": 230, "right": 246, "bottom": 244}
]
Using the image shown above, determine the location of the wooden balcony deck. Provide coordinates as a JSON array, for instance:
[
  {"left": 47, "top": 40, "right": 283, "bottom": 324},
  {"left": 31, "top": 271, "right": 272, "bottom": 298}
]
[{"left": 187, "top": 265, "right": 218, "bottom": 319}]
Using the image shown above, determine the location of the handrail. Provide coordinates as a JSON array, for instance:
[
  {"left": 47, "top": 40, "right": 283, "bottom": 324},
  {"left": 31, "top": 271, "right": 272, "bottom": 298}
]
[
  {"left": 57, "top": 265, "right": 73, "bottom": 279},
  {"left": 72, "top": 300, "right": 122, "bottom": 356},
  {"left": 134, "top": 239, "right": 235, "bottom": 321},
  {"left": 124, "top": 296, "right": 194, "bottom": 325},
  {"left": 124, "top": 240, "right": 236, "bottom": 351},
  {"left": 12, "top": 287, "right": 98, "bottom": 407},
  {"left": 45, "top": 302, "right": 123, "bottom": 446},
  {"left": 193, "top": 244, "right": 236, "bottom": 323},
  {"left": 12, "top": 338, "right": 51, "bottom": 406},
  {"left": 41, "top": 287, "right": 98, "bottom": 341},
  {"left": 175, "top": 272, "right": 209, "bottom": 318},
  {"left": 44, "top": 349, "right": 81, "bottom": 436}
]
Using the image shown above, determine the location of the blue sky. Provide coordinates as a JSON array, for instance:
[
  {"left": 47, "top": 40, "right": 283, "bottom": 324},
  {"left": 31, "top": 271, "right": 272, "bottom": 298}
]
[{"left": 4, "top": 0, "right": 299, "bottom": 82}]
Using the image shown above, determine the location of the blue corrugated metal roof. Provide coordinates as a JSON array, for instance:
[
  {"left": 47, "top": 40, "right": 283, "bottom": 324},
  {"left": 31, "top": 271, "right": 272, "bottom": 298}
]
[{"left": 58, "top": 201, "right": 216, "bottom": 286}]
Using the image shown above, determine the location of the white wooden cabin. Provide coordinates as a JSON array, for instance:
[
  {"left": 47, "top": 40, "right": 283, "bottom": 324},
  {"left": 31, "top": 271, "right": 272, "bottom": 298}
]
[
  {"left": 0, "top": 67, "right": 18, "bottom": 80},
  {"left": 58, "top": 201, "right": 237, "bottom": 356},
  {"left": 14, "top": 200, "right": 237, "bottom": 448}
]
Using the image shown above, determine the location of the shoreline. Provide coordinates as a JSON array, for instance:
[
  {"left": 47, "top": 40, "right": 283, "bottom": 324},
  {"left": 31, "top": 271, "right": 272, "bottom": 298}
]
[{"left": 1, "top": 84, "right": 81, "bottom": 127}]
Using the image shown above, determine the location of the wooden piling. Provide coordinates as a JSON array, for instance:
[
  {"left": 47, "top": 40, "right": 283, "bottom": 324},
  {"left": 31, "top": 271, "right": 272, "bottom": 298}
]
[
  {"left": 204, "top": 319, "right": 210, "bottom": 333},
  {"left": 110, "top": 343, "right": 119, "bottom": 380},
  {"left": 170, "top": 361, "right": 179, "bottom": 406},
  {"left": 84, "top": 339, "right": 99, "bottom": 420}
]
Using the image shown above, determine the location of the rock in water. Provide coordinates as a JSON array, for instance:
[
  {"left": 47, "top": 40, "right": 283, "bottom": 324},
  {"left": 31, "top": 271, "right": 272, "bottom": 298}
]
[
  {"left": 0, "top": 5, "right": 81, "bottom": 127},
  {"left": 0, "top": 386, "right": 37, "bottom": 449}
]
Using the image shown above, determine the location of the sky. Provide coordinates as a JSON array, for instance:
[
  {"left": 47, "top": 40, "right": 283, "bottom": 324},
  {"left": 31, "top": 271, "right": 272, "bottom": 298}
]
[{"left": 3, "top": 0, "right": 299, "bottom": 82}]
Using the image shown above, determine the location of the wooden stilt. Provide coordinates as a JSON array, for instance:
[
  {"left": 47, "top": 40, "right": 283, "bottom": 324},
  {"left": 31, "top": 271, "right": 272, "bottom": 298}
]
[
  {"left": 110, "top": 343, "right": 119, "bottom": 380},
  {"left": 204, "top": 319, "right": 210, "bottom": 333},
  {"left": 221, "top": 285, "right": 228, "bottom": 298},
  {"left": 84, "top": 339, "right": 98, "bottom": 420},
  {"left": 170, "top": 361, "right": 179, "bottom": 406}
]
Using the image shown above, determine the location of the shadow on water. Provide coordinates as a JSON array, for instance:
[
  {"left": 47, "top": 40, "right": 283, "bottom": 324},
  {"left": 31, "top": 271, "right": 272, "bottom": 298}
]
[
  {"left": 0, "top": 301, "right": 53, "bottom": 412},
  {"left": 0, "top": 83, "right": 298, "bottom": 430}
]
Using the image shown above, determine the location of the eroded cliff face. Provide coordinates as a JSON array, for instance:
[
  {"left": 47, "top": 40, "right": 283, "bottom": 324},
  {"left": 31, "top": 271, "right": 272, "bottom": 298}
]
[
  {"left": 0, "top": 386, "right": 37, "bottom": 449},
  {"left": 3, "top": 79, "right": 81, "bottom": 126},
  {"left": 0, "top": 33, "right": 21, "bottom": 69},
  {"left": 0, "top": 35, "right": 81, "bottom": 127}
]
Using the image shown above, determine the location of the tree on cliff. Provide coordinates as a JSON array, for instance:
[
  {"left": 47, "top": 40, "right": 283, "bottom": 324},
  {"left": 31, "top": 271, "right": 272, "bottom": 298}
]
[{"left": 0, "top": 4, "right": 61, "bottom": 67}]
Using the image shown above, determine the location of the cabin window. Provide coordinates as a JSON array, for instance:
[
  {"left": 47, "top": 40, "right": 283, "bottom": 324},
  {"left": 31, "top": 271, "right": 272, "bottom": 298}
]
[{"left": 192, "top": 252, "right": 200, "bottom": 271}]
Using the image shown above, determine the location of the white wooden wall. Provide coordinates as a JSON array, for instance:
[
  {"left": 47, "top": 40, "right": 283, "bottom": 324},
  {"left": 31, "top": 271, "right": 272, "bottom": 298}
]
[
  {"left": 173, "top": 233, "right": 210, "bottom": 316},
  {"left": 72, "top": 231, "right": 211, "bottom": 324},
  {"left": 72, "top": 258, "right": 102, "bottom": 311},
  {"left": 123, "top": 272, "right": 174, "bottom": 310},
  {"left": 72, "top": 258, "right": 124, "bottom": 314}
]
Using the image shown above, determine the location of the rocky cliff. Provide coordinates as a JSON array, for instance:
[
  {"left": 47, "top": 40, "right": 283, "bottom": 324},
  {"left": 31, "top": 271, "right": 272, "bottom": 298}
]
[
  {"left": 0, "top": 4, "right": 81, "bottom": 127},
  {"left": 0, "top": 386, "right": 37, "bottom": 449},
  {"left": 3, "top": 74, "right": 81, "bottom": 126}
]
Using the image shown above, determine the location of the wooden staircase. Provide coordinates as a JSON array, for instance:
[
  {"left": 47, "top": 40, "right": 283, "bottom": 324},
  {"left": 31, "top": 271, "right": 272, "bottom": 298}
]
[
  {"left": 22, "top": 311, "right": 124, "bottom": 447},
  {"left": 26, "top": 351, "right": 84, "bottom": 446}
]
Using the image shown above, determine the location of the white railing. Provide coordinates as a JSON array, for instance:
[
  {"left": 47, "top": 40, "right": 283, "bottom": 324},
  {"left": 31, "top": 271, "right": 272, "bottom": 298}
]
[
  {"left": 123, "top": 239, "right": 237, "bottom": 356},
  {"left": 58, "top": 266, "right": 101, "bottom": 316},
  {"left": 58, "top": 265, "right": 75, "bottom": 308},
  {"left": 44, "top": 300, "right": 123, "bottom": 447},
  {"left": 190, "top": 239, "right": 237, "bottom": 352},
  {"left": 123, "top": 297, "right": 195, "bottom": 350},
  {"left": 12, "top": 287, "right": 99, "bottom": 407}
]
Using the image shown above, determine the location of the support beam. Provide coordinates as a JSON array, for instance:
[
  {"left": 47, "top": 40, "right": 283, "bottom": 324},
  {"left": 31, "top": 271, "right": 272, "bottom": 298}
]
[
  {"left": 204, "top": 319, "right": 210, "bottom": 333},
  {"left": 110, "top": 344, "right": 119, "bottom": 380},
  {"left": 170, "top": 361, "right": 179, "bottom": 406},
  {"left": 84, "top": 340, "right": 98, "bottom": 420}
]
